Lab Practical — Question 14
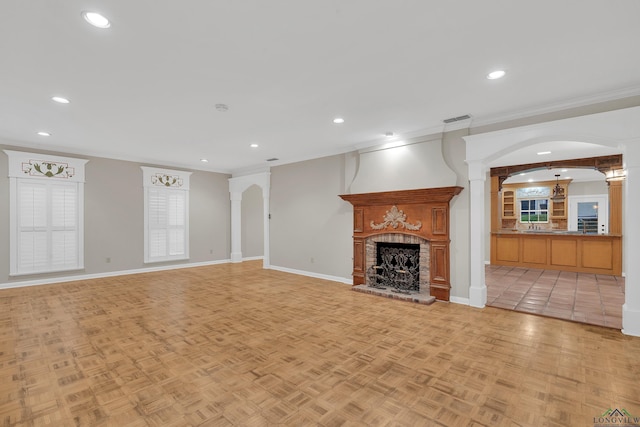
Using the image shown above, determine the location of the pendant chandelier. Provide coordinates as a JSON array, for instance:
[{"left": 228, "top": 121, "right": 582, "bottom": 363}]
[{"left": 551, "top": 174, "right": 565, "bottom": 202}]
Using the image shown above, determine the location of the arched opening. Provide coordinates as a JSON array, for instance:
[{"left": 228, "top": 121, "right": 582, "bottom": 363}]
[
  {"left": 463, "top": 106, "right": 640, "bottom": 336},
  {"left": 486, "top": 145, "right": 624, "bottom": 328},
  {"left": 228, "top": 172, "right": 271, "bottom": 267}
]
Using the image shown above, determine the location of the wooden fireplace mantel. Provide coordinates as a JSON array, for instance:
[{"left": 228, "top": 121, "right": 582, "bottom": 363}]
[{"left": 339, "top": 186, "right": 463, "bottom": 301}]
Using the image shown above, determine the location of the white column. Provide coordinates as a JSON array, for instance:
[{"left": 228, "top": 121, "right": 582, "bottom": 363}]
[
  {"left": 622, "top": 141, "right": 640, "bottom": 336},
  {"left": 262, "top": 190, "right": 270, "bottom": 268},
  {"left": 468, "top": 161, "right": 487, "bottom": 308},
  {"left": 230, "top": 191, "right": 243, "bottom": 263}
]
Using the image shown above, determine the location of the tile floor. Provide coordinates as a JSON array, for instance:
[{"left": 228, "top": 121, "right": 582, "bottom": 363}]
[{"left": 485, "top": 265, "right": 625, "bottom": 329}]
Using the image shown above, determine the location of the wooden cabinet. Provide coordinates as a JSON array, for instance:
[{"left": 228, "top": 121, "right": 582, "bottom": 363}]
[
  {"left": 490, "top": 232, "right": 621, "bottom": 276},
  {"left": 551, "top": 199, "right": 566, "bottom": 218},
  {"left": 550, "top": 183, "right": 568, "bottom": 218},
  {"left": 502, "top": 190, "right": 516, "bottom": 219}
]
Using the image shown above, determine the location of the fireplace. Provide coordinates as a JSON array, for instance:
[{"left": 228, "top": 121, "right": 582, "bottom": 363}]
[
  {"left": 339, "top": 187, "right": 463, "bottom": 301},
  {"left": 366, "top": 235, "right": 429, "bottom": 293}
]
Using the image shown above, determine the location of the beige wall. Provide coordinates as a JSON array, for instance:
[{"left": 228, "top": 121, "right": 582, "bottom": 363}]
[
  {"left": 270, "top": 154, "right": 353, "bottom": 280},
  {"left": 568, "top": 180, "right": 608, "bottom": 195},
  {"left": 0, "top": 141, "right": 231, "bottom": 285},
  {"left": 241, "top": 184, "right": 264, "bottom": 258}
]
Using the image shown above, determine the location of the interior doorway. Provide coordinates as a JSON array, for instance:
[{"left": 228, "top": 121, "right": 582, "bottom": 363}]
[{"left": 568, "top": 194, "right": 608, "bottom": 234}]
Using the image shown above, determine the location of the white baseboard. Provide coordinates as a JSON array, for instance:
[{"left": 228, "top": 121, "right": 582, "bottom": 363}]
[
  {"left": 269, "top": 265, "right": 352, "bottom": 285},
  {"left": 450, "top": 296, "right": 470, "bottom": 305},
  {"left": 0, "top": 259, "right": 231, "bottom": 290},
  {"left": 242, "top": 256, "right": 264, "bottom": 261}
]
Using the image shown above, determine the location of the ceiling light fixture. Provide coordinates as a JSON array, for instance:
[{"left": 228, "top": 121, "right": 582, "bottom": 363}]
[
  {"left": 250, "top": 143, "right": 259, "bottom": 148},
  {"left": 37, "top": 131, "right": 51, "bottom": 136},
  {"left": 537, "top": 151, "right": 551, "bottom": 155},
  {"left": 333, "top": 118, "right": 344, "bottom": 124},
  {"left": 487, "top": 70, "right": 506, "bottom": 80},
  {"left": 200, "top": 158, "right": 209, "bottom": 163},
  {"left": 82, "top": 11, "right": 111, "bottom": 28},
  {"left": 551, "top": 174, "right": 565, "bottom": 202},
  {"left": 51, "top": 96, "right": 70, "bottom": 104}
]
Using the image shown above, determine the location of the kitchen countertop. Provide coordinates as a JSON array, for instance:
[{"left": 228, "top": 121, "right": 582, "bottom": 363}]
[{"left": 492, "top": 229, "right": 622, "bottom": 237}]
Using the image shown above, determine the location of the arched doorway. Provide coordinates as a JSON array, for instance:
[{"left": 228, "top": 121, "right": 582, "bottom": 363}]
[
  {"left": 228, "top": 172, "right": 271, "bottom": 268},
  {"left": 485, "top": 152, "right": 623, "bottom": 328},
  {"left": 463, "top": 106, "right": 640, "bottom": 336}
]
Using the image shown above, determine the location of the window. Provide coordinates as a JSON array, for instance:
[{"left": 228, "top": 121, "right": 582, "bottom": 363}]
[
  {"left": 520, "top": 199, "right": 549, "bottom": 223},
  {"left": 142, "top": 167, "right": 191, "bottom": 263},
  {"left": 5, "top": 150, "right": 87, "bottom": 275}
]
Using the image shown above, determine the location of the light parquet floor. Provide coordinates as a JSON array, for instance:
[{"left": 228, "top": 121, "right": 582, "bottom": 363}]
[{"left": 1, "top": 260, "right": 639, "bottom": 426}]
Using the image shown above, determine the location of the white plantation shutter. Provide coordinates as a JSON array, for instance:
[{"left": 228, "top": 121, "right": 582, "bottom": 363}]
[
  {"left": 50, "top": 184, "right": 78, "bottom": 270},
  {"left": 167, "top": 192, "right": 185, "bottom": 256},
  {"left": 142, "top": 167, "right": 190, "bottom": 263},
  {"left": 5, "top": 150, "right": 86, "bottom": 276},
  {"left": 148, "top": 188, "right": 168, "bottom": 258}
]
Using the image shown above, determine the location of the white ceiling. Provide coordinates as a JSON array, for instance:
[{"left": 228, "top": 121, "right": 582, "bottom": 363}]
[{"left": 1, "top": 1, "right": 639, "bottom": 174}]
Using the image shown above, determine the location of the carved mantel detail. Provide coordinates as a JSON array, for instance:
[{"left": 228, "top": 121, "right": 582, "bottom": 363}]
[
  {"left": 340, "top": 186, "right": 463, "bottom": 301},
  {"left": 370, "top": 205, "right": 422, "bottom": 231}
]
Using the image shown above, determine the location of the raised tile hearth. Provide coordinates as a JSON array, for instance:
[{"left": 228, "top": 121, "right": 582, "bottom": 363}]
[{"left": 353, "top": 284, "right": 436, "bottom": 305}]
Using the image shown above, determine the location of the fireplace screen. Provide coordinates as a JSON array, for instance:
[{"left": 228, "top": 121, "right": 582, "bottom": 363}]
[{"left": 368, "top": 242, "right": 420, "bottom": 293}]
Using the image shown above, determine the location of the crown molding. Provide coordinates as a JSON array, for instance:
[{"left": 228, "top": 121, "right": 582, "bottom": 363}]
[{"left": 471, "top": 85, "right": 640, "bottom": 128}]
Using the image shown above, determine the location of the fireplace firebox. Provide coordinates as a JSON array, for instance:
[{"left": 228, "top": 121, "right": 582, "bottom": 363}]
[{"left": 370, "top": 242, "right": 420, "bottom": 293}]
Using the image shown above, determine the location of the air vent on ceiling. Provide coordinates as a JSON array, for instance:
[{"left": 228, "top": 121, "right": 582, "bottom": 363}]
[
  {"left": 443, "top": 114, "right": 471, "bottom": 124},
  {"left": 266, "top": 158, "right": 279, "bottom": 162}
]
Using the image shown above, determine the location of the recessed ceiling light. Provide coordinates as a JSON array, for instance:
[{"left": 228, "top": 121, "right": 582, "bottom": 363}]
[
  {"left": 82, "top": 11, "right": 111, "bottom": 28},
  {"left": 51, "top": 96, "right": 70, "bottom": 104},
  {"left": 200, "top": 158, "right": 208, "bottom": 163},
  {"left": 250, "top": 143, "right": 259, "bottom": 148},
  {"left": 37, "top": 131, "right": 50, "bottom": 136},
  {"left": 537, "top": 151, "right": 551, "bottom": 155},
  {"left": 487, "top": 70, "right": 506, "bottom": 80},
  {"left": 333, "top": 117, "right": 344, "bottom": 124}
]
